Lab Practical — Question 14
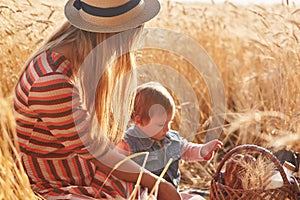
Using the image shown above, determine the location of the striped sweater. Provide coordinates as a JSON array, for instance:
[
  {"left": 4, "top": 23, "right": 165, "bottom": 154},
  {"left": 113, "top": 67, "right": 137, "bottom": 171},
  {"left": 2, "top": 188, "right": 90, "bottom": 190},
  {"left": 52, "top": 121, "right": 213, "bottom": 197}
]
[{"left": 13, "top": 50, "right": 133, "bottom": 199}]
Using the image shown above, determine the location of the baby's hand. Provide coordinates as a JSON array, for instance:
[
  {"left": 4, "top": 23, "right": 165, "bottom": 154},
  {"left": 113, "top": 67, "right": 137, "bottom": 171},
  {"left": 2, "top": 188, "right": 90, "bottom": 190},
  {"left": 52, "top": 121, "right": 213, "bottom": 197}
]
[{"left": 200, "top": 139, "right": 223, "bottom": 160}]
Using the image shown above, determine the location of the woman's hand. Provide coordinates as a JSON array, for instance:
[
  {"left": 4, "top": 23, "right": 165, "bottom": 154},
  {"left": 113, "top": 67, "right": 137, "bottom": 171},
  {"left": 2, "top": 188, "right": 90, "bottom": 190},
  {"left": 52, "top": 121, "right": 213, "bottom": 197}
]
[
  {"left": 156, "top": 180, "right": 182, "bottom": 200},
  {"left": 91, "top": 148, "right": 181, "bottom": 200},
  {"left": 200, "top": 139, "right": 223, "bottom": 160},
  {"left": 139, "top": 171, "right": 181, "bottom": 200}
]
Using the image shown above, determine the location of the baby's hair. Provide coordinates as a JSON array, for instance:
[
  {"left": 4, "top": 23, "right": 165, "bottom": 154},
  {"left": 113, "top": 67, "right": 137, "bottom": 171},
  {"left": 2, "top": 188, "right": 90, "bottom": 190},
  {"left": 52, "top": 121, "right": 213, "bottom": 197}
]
[{"left": 131, "top": 82, "right": 175, "bottom": 125}]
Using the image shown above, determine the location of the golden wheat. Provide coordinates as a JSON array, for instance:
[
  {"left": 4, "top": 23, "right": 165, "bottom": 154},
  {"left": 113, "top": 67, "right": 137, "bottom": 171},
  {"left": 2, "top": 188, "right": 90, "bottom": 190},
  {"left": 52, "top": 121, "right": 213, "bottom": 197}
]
[
  {"left": 0, "top": 94, "right": 41, "bottom": 199},
  {"left": 239, "top": 156, "right": 275, "bottom": 190},
  {"left": 0, "top": 0, "right": 299, "bottom": 193}
]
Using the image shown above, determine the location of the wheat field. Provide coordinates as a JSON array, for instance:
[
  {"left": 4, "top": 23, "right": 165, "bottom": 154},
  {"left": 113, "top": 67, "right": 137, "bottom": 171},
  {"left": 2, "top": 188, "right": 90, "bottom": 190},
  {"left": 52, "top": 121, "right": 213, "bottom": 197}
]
[{"left": 0, "top": 0, "right": 299, "bottom": 198}]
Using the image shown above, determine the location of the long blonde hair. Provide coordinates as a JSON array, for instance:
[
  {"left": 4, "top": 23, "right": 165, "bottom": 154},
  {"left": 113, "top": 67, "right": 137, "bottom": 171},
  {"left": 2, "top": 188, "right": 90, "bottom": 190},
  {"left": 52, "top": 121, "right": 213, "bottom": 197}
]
[{"left": 21, "top": 21, "right": 143, "bottom": 142}]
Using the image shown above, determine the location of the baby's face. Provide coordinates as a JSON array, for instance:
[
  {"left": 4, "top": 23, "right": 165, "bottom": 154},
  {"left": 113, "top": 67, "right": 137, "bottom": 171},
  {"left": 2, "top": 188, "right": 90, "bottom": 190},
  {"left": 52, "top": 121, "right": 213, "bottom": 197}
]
[{"left": 138, "top": 112, "right": 173, "bottom": 141}]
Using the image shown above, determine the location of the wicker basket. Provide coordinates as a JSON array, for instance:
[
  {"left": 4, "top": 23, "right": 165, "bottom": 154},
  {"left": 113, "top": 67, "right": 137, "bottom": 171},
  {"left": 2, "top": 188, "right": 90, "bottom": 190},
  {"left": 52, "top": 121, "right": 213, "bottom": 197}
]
[{"left": 210, "top": 144, "right": 298, "bottom": 200}]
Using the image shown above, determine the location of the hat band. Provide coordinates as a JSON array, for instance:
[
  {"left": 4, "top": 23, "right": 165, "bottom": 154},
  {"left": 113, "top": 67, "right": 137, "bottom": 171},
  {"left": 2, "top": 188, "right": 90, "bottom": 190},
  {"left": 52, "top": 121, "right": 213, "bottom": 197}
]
[{"left": 73, "top": 0, "right": 141, "bottom": 17}]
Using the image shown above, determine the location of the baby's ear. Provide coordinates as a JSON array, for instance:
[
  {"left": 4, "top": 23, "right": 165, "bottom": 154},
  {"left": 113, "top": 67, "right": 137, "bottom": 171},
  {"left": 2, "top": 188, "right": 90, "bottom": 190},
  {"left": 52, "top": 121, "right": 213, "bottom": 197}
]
[{"left": 134, "top": 115, "right": 142, "bottom": 125}]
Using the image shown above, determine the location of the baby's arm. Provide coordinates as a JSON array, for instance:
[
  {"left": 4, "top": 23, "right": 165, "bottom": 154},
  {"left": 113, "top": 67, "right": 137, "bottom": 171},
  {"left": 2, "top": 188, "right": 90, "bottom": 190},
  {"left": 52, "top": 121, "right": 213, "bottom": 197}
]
[{"left": 181, "top": 139, "right": 223, "bottom": 162}]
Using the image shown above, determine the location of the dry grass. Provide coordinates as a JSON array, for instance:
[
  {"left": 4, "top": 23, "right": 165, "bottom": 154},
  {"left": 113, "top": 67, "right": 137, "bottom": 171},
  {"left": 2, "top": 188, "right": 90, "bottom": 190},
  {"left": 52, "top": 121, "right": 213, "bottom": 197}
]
[
  {"left": 142, "top": 1, "right": 300, "bottom": 188},
  {"left": 0, "top": 0, "right": 64, "bottom": 97},
  {"left": 238, "top": 156, "right": 275, "bottom": 190},
  {"left": 0, "top": 0, "right": 300, "bottom": 196},
  {"left": 0, "top": 94, "right": 40, "bottom": 199}
]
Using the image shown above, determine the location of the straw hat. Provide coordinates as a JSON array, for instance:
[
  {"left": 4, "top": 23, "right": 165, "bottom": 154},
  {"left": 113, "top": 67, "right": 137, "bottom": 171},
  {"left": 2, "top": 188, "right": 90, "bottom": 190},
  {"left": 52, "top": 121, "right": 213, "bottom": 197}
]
[{"left": 64, "top": 0, "right": 161, "bottom": 33}]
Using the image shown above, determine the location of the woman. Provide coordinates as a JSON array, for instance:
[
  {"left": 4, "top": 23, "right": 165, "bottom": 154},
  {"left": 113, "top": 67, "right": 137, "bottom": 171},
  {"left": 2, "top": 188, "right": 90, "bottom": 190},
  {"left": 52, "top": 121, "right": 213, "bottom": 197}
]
[{"left": 13, "top": 0, "right": 181, "bottom": 199}]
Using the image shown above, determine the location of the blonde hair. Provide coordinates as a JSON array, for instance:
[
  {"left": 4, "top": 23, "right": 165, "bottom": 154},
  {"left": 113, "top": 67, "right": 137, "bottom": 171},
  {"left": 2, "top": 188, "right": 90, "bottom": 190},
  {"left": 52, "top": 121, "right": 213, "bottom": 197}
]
[
  {"left": 20, "top": 21, "right": 143, "bottom": 142},
  {"left": 132, "top": 82, "right": 176, "bottom": 125}
]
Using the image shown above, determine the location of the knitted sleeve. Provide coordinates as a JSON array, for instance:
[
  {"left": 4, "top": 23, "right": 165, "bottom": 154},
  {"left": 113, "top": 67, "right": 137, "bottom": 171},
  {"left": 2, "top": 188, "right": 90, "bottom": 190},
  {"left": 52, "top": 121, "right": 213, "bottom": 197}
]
[
  {"left": 180, "top": 138, "right": 205, "bottom": 162},
  {"left": 27, "top": 72, "right": 109, "bottom": 160}
]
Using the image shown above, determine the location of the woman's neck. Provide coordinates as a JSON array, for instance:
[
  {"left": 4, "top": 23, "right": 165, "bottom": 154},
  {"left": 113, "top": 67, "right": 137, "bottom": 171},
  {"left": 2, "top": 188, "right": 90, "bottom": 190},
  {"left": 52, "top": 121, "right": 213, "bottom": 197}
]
[{"left": 51, "top": 44, "right": 73, "bottom": 62}]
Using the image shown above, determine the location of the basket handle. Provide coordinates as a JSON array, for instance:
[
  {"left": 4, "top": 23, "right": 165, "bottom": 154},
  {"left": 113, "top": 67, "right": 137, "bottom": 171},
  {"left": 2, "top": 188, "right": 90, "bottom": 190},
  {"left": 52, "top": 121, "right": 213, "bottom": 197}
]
[{"left": 213, "top": 144, "right": 290, "bottom": 185}]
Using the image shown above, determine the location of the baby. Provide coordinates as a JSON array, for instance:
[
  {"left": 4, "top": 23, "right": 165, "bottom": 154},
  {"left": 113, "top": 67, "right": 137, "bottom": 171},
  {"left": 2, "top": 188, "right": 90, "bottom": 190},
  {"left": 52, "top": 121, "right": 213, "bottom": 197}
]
[{"left": 117, "top": 81, "right": 223, "bottom": 188}]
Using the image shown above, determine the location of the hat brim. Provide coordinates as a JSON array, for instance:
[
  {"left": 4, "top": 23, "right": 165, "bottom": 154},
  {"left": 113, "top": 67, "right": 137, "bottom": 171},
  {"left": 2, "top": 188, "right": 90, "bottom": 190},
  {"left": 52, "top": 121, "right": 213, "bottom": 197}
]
[{"left": 64, "top": 0, "right": 161, "bottom": 33}]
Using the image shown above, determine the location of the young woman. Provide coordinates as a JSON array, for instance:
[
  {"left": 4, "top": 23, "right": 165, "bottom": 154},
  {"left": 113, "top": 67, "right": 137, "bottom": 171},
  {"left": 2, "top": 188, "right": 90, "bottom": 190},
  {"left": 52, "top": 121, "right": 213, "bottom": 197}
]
[{"left": 13, "top": 0, "right": 181, "bottom": 199}]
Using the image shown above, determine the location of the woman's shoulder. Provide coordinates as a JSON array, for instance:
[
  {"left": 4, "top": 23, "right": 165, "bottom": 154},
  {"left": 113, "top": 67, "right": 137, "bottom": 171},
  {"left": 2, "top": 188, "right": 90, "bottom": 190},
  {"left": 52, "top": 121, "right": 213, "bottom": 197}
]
[
  {"left": 45, "top": 50, "right": 71, "bottom": 76},
  {"left": 29, "top": 50, "right": 71, "bottom": 77}
]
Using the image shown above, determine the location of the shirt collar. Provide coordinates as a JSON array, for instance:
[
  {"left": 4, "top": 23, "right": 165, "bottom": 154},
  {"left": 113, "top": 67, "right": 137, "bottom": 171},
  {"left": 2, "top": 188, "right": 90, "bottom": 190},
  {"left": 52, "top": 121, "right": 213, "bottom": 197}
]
[{"left": 128, "top": 126, "right": 172, "bottom": 148}]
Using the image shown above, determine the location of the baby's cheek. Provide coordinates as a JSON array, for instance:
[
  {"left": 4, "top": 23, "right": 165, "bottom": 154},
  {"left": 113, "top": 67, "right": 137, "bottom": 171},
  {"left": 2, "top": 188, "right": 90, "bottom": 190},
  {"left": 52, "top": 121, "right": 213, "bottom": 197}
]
[
  {"left": 151, "top": 127, "right": 163, "bottom": 136},
  {"left": 142, "top": 125, "right": 162, "bottom": 137}
]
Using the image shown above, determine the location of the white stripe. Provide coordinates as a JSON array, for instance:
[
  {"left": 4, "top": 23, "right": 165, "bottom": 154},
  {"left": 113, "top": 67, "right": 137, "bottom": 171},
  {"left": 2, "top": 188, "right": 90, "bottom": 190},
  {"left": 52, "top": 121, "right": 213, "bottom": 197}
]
[
  {"left": 28, "top": 59, "right": 40, "bottom": 81},
  {"left": 40, "top": 52, "right": 54, "bottom": 74}
]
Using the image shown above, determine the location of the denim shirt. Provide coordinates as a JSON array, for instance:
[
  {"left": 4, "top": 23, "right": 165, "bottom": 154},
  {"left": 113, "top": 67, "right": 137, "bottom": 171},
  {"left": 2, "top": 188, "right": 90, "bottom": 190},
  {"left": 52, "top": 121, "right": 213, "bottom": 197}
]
[{"left": 124, "top": 126, "right": 182, "bottom": 187}]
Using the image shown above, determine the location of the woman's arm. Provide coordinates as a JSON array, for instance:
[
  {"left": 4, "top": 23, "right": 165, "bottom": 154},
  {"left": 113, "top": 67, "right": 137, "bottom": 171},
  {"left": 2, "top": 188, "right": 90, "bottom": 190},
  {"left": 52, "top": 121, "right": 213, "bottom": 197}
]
[
  {"left": 114, "top": 139, "right": 131, "bottom": 156},
  {"left": 91, "top": 149, "right": 182, "bottom": 200}
]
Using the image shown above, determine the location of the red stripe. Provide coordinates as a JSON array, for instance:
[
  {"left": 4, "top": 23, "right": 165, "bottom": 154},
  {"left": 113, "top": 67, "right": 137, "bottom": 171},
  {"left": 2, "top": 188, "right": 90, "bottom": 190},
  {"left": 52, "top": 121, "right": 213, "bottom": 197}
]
[
  {"left": 79, "top": 157, "right": 94, "bottom": 186},
  {"left": 58, "top": 160, "right": 71, "bottom": 183},
  {"left": 24, "top": 150, "right": 75, "bottom": 158},
  {"left": 74, "top": 157, "right": 85, "bottom": 185},
  {"left": 21, "top": 77, "right": 30, "bottom": 92},
  {"left": 71, "top": 158, "right": 82, "bottom": 185},
  {"left": 15, "top": 91, "right": 28, "bottom": 106},
  {"left": 30, "top": 86, "right": 72, "bottom": 94},
  {"left": 62, "top": 160, "right": 76, "bottom": 184},
  {"left": 32, "top": 106, "right": 73, "bottom": 114},
  {"left": 51, "top": 51, "right": 65, "bottom": 63},
  {"left": 42, "top": 159, "right": 55, "bottom": 182},
  {"left": 29, "top": 93, "right": 73, "bottom": 101},
  {"left": 55, "top": 129, "right": 88, "bottom": 143},
  {"left": 67, "top": 143, "right": 87, "bottom": 152},
  {"left": 25, "top": 146, "right": 54, "bottom": 155},
  {"left": 26, "top": 156, "right": 40, "bottom": 182},
  {"left": 18, "top": 142, "right": 29, "bottom": 150},
  {"left": 26, "top": 134, "right": 57, "bottom": 144},
  {"left": 16, "top": 128, "right": 32, "bottom": 138},
  {"left": 62, "top": 63, "right": 72, "bottom": 75},
  {"left": 109, "top": 176, "right": 126, "bottom": 196},
  {"left": 27, "top": 63, "right": 36, "bottom": 83},
  {"left": 72, "top": 187, "right": 86, "bottom": 197},
  {"left": 16, "top": 117, "right": 34, "bottom": 126},
  {"left": 33, "top": 78, "right": 71, "bottom": 87},
  {"left": 28, "top": 99, "right": 72, "bottom": 106},
  {"left": 44, "top": 119, "right": 76, "bottom": 128},
  {"left": 45, "top": 108, "right": 86, "bottom": 125}
]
